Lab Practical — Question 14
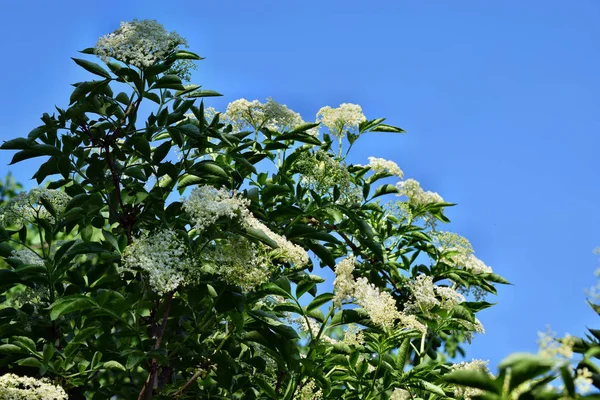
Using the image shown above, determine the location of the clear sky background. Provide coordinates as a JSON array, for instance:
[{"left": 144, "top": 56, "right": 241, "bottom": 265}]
[{"left": 1, "top": 0, "right": 600, "bottom": 370}]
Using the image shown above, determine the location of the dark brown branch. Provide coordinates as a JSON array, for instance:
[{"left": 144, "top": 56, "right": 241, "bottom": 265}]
[{"left": 138, "top": 291, "right": 174, "bottom": 400}]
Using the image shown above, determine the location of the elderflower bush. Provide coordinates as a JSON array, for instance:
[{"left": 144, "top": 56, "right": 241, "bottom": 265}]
[{"left": 0, "top": 19, "right": 507, "bottom": 399}]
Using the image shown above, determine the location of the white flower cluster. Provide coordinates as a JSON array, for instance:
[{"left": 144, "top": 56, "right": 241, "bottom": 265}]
[
  {"left": 246, "top": 216, "right": 309, "bottom": 267},
  {"left": 463, "top": 317, "right": 486, "bottom": 343},
  {"left": 121, "top": 229, "right": 192, "bottom": 295},
  {"left": 354, "top": 277, "right": 403, "bottom": 331},
  {"left": 183, "top": 186, "right": 251, "bottom": 232},
  {"left": 434, "top": 231, "right": 493, "bottom": 275},
  {"left": 343, "top": 324, "right": 365, "bottom": 346},
  {"left": 94, "top": 19, "right": 187, "bottom": 68},
  {"left": 332, "top": 257, "right": 426, "bottom": 334},
  {"left": 365, "top": 156, "right": 404, "bottom": 179},
  {"left": 0, "top": 373, "right": 67, "bottom": 399},
  {"left": 575, "top": 367, "right": 594, "bottom": 394},
  {"left": 404, "top": 275, "right": 465, "bottom": 315},
  {"left": 294, "top": 379, "right": 323, "bottom": 400},
  {"left": 396, "top": 178, "right": 444, "bottom": 206},
  {"left": 223, "top": 98, "right": 303, "bottom": 132},
  {"left": 295, "top": 150, "right": 362, "bottom": 205},
  {"left": 10, "top": 248, "right": 44, "bottom": 266},
  {"left": 450, "top": 359, "right": 492, "bottom": 400},
  {"left": 203, "top": 236, "right": 271, "bottom": 291},
  {"left": 1, "top": 188, "right": 70, "bottom": 226},
  {"left": 316, "top": 103, "right": 366, "bottom": 138},
  {"left": 333, "top": 255, "right": 356, "bottom": 306},
  {"left": 537, "top": 326, "right": 576, "bottom": 360},
  {"left": 390, "top": 388, "right": 411, "bottom": 400}
]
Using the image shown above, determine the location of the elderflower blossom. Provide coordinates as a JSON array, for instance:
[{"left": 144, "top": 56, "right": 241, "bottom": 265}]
[
  {"left": 183, "top": 186, "right": 250, "bottom": 232},
  {"left": 435, "top": 286, "right": 466, "bottom": 310},
  {"left": 396, "top": 178, "right": 444, "bottom": 206},
  {"left": 295, "top": 150, "right": 362, "bottom": 205},
  {"left": 121, "top": 229, "right": 192, "bottom": 295},
  {"left": 354, "top": 277, "right": 402, "bottom": 331},
  {"left": 295, "top": 379, "right": 323, "bottom": 400},
  {"left": 435, "top": 232, "right": 493, "bottom": 276},
  {"left": 246, "top": 216, "right": 309, "bottom": 267},
  {"left": 537, "top": 326, "right": 576, "bottom": 360},
  {"left": 404, "top": 274, "right": 440, "bottom": 314},
  {"left": 223, "top": 98, "right": 303, "bottom": 132},
  {"left": 1, "top": 188, "right": 70, "bottom": 226},
  {"left": 316, "top": 103, "right": 366, "bottom": 138},
  {"left": 94, "top": 19, "right": 187, "bottom": 68},
  {"left": 364, "top": 156, "right": 404, "bottom": 179},
  {"left": 399, "top": 313, "right": 428, "bottom": 335},
  {"left": 390, "top": 388, "right": 411, "bottom": 400},
  {"left": 333, "top": 256, "right": 356, "bottom": 306},
  {"left": 10, "top": 248, "right": 44, "bottom": 266},
  {"left": 343, "top": 324, "right": 365, "bottom": 346},
  {"left": 463, "top": 317, "right": 486, "bottom": 343},
  {"left": 204, "top": 236, "right": 271, "bottom": 291},
  {"left": 0, "top": 373, "right": 67, "bottom": 399},
  {"left": 451, "top": 359, "right": 492, "bottom": 400},
  {"left": 575, "top": 367, "right": 594, "bottom": 394}
]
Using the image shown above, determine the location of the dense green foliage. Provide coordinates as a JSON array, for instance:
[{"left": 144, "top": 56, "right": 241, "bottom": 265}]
[{"left": 0, "top": 20, "right": 521, "bottom": 400}]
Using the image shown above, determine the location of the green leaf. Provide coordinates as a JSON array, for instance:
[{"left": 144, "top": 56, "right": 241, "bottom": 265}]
[
  {"left": 150, "top": 74, "right": 186, "bottom": 90},
  {"left": 307, "top": 293, "right": 334, "bottom": 311},
  {"left": 498, "top": 353, "right": 556, "bottom": 391},
  {"left": 72, "top": 58, "right": 112, "bottom": 78},
  {"left": 17, "top": 357, "right": 42, "bottom": 368},
  {"left": 152, "top": 141, "right": 172, "bottom": 164},
  {"left": 65, "top": 242, "right": 111, "bottom": 256},
  {"left": 255, "top": 376, "right": 277, "bottom": 399},
  {"left": 369, "top": 123, "right": 406, "bottom": 133},
  {"left": 296, "top": 280, "right": 316, "bottom": 299},
  {"left": 305, "top": 243, "right": 335, "bottom": 268},
  {"left": 0, "top": 344, "right": 24, "bottom": 354},
  {"left": 372, "top": 183, "right": 399, "bottom": 199},
  {"left": 242, "top": 226, "right": 279, "bottom": 249},
  {"left": 172, "top": 50, "right": 204, "bottom": 60},
  {"left": 103, "top": 360, "right": 126, "bottom": 371},
  {"left": 443, "top": 370, "right": 500, "bottom": 394},
  {"left": 50, "top": 295, "right": 98, "bottom": 320},
  {"left": 176, "top": 174, "right": 202, "bottom": 191},
  {"left": 260, "top": 282, "right": 292, "bottom": 299},
  {"left": 184, "top": 89, "right": 223, "bottom": 98},
  {"left": 42, "top": 344, "right": 55, "bottom": 364}
]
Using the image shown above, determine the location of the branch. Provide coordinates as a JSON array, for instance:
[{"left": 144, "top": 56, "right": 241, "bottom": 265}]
[{"left": 137, "top": 291, "right": 174, "bottom": 400}]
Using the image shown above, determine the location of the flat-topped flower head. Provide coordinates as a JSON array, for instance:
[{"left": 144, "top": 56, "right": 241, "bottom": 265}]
[
  {"left": 396, "top": 178, "right": 443, "bottom": 206},
  {"left": 94, "top": 19, "right": 187, "bottom": 68},
  {"left": 121, "top": 229, "right": 192, "bottom": 295},
  {"left": 0, "top": 373, "right": 67, "bottom": 399},
  {"left": 1, "top": 188, "right": 70, "bottom": 226},
  {"left": 203, "top": 235, "right": 271, "bottom": 292},
  {"left": 223, "top": 97, "right": 303, "bottom": 132},
  {"left": 183, "top": 186, "right": 251, "bottom": 232},
  {"left": 316, "top": 103, "right": 366, "bottom": 138},
  {"left": 364, "top": 156, "right": 404, "bottom": 179}
]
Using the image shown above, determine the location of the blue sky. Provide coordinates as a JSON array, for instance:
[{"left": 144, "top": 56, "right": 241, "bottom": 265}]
[{"left": 2, "top": 0, "right": 600, "bottom": 369}]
